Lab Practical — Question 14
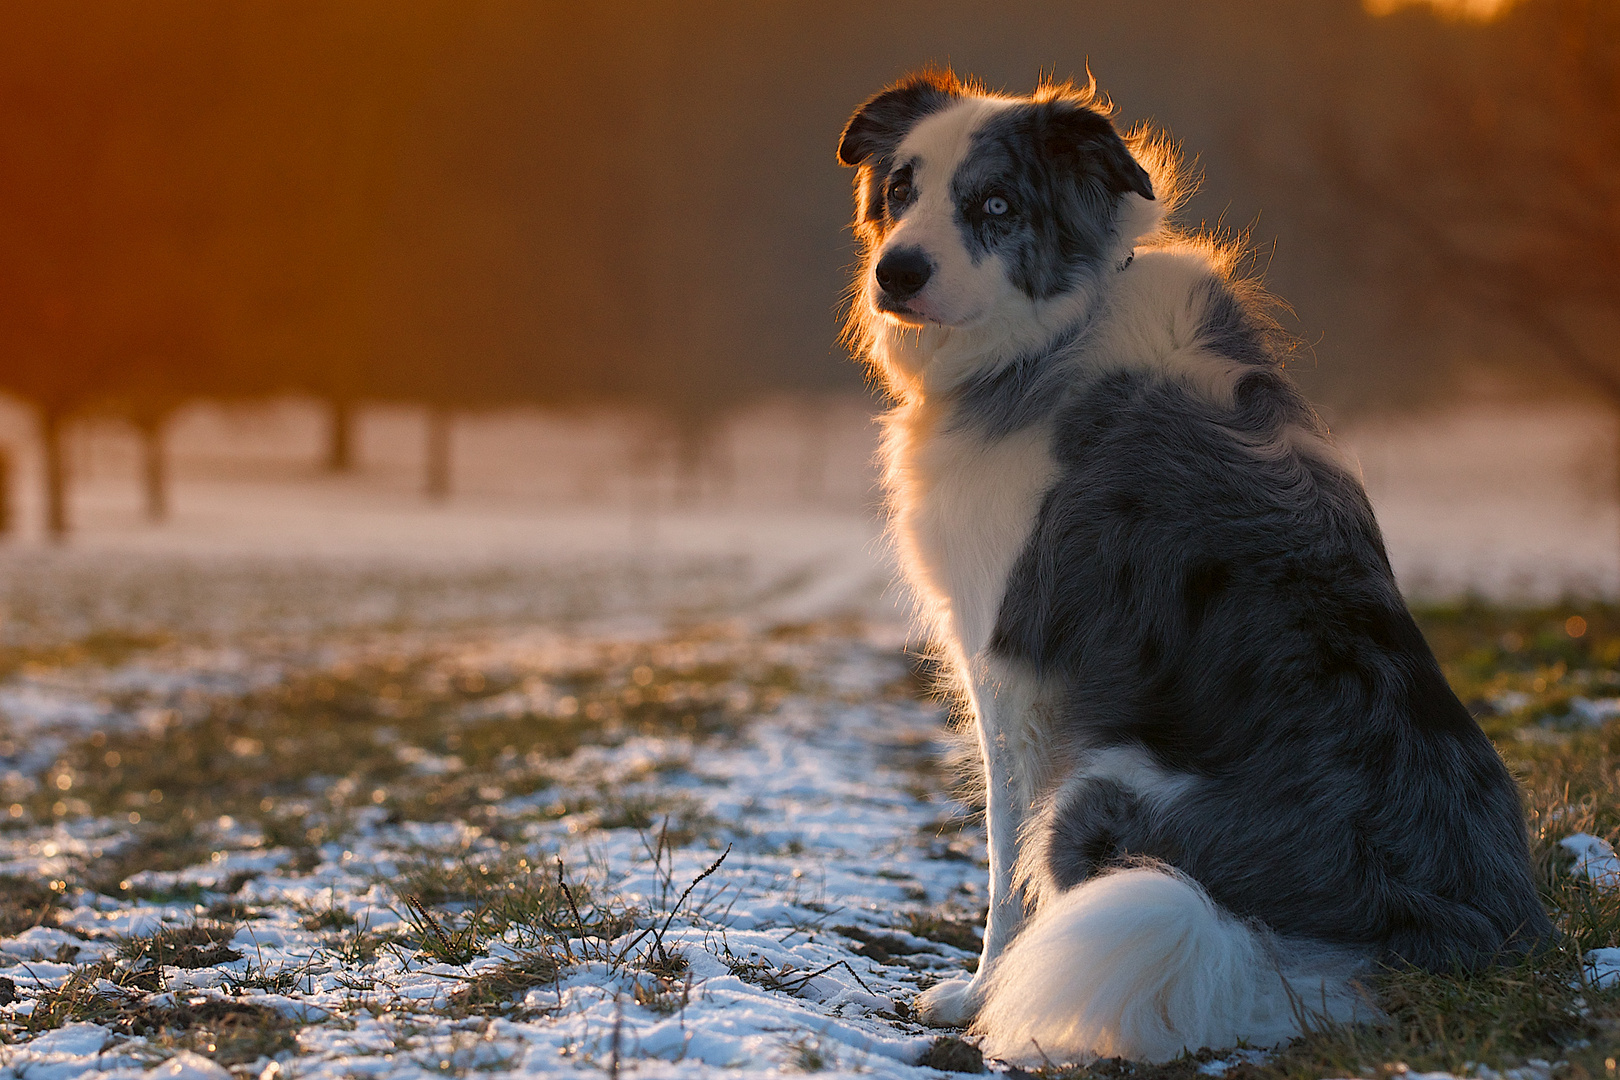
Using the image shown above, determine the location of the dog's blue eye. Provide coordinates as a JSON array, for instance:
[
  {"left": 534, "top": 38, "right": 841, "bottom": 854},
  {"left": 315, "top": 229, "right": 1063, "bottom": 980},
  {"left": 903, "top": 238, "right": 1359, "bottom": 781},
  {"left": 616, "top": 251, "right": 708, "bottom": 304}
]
[{"left": 984, "top": 195, "right": 1010, "bottom": 216}]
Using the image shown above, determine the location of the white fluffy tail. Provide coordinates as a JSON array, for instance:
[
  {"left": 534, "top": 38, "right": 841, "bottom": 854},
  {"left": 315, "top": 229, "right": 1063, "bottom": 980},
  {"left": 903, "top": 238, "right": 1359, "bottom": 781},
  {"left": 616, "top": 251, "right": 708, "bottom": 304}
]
[{"left": 973, "top": 866, "right": 1371, "bottom": 1065}]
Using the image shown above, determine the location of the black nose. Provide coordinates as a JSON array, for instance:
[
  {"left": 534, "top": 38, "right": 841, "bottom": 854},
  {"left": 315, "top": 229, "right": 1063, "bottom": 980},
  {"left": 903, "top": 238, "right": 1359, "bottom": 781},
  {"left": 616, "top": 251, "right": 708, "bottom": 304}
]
[{"left": 875, "top": 248, "right": 933, "bottom": 300}]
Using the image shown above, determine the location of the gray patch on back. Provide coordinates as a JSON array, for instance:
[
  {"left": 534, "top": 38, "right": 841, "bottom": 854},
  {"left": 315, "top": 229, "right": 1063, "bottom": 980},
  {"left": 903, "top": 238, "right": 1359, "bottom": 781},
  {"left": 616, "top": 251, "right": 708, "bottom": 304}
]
[{"left": 986, "top": 280, "right": 1550, "bottom": 970}]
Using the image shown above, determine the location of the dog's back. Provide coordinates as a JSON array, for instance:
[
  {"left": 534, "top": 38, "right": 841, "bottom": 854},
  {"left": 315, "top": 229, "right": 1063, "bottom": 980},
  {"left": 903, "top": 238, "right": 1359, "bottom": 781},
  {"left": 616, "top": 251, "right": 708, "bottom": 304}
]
[{"left": 995, "top": 260, "right": 1549, "bottom": 966}]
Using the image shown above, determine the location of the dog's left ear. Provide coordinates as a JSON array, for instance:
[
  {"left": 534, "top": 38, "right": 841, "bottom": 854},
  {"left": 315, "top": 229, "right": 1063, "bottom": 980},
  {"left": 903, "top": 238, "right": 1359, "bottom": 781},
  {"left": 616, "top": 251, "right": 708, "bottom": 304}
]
[
  {"left": 838, "top": 72, "right": 961, "bottom": 166},
  {"left": 1041, "top": 105, "right": 1155, "bottom": 201}
]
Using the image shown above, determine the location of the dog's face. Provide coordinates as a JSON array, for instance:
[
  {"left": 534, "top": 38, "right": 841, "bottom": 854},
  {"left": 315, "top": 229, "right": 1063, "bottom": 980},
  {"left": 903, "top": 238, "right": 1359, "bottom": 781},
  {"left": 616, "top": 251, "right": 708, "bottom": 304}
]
[{"left": 839, "top": 73, "right": 1153, "bottom": 333}]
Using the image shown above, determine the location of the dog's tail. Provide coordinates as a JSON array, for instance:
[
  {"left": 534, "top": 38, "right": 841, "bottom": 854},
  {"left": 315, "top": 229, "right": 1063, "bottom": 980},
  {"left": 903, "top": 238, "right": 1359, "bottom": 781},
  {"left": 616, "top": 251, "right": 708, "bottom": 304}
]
[{"left": 972, "top": 865, "right": 1371, "bottom": 1065}]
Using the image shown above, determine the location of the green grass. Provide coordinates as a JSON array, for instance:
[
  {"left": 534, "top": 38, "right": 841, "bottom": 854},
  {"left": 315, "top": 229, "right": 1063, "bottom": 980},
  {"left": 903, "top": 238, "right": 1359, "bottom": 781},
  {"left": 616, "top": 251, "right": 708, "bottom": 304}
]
[
  {"left": 114, "top": 922, "right": 241, "bottom": 971},
  {"left": 0, "top": 874, "right": 66, "bottom": 937}
]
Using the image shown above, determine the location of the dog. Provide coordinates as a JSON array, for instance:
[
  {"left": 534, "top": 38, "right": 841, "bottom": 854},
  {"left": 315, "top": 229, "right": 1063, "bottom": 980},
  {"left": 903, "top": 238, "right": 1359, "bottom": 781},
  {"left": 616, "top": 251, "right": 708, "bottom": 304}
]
[{"left": 837, "top": 71, "right": 1550, "bottom": 1064}]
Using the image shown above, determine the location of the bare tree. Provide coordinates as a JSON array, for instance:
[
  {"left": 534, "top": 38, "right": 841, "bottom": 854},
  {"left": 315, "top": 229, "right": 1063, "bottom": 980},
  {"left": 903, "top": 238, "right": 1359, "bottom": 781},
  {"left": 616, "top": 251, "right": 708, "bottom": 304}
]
[
  {"left": 1327, "top": 0, "right": 1619, "bottom": 445},
  {"left": 1321, "top": 0, "right": 1620, "bottom": 585}
]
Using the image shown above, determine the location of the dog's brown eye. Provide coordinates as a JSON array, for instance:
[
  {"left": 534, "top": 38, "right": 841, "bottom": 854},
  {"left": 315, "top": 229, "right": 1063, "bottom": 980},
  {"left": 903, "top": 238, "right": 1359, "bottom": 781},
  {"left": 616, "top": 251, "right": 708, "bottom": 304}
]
[{"left": 889, "top": 181, "right": 912, "bottom": 204}]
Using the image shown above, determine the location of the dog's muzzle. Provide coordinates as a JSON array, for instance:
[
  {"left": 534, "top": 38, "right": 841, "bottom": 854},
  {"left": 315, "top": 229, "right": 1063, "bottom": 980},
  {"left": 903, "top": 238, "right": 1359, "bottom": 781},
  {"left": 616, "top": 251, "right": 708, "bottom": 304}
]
[{"left": 875, "top": 247, "right": 933, "bottom": 302}]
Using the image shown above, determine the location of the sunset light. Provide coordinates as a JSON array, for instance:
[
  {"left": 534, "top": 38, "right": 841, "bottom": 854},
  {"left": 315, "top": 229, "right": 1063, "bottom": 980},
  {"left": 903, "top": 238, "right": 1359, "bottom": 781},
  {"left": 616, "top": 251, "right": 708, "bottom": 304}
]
[
  {"left": 1364, "top": 0, "right": 1519, "bottom": 19},
  {"left": 0, "top": 2, "right": 1615, "bottom": 1076}
]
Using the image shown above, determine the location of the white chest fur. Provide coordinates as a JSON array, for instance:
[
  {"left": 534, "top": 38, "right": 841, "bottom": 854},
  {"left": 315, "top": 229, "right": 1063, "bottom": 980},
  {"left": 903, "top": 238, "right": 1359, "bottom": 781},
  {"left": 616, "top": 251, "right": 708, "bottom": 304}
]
[{"left": 882, "top": 400, "right": 1057, "bottom": 661}]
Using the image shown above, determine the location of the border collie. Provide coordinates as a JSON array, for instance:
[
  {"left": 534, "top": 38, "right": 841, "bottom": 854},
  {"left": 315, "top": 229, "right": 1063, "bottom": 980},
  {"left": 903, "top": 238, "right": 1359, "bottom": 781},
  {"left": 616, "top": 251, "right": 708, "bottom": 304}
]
[{"left": 837, "top": 71, "right": 1549, "bottom": 1064}]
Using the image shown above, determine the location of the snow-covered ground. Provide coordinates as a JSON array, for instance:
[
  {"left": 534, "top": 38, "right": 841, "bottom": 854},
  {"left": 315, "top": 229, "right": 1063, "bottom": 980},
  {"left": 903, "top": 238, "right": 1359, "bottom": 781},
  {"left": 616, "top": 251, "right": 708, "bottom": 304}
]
[{"left": 0, "top": 616, "right": 990, "bottom": 1079}]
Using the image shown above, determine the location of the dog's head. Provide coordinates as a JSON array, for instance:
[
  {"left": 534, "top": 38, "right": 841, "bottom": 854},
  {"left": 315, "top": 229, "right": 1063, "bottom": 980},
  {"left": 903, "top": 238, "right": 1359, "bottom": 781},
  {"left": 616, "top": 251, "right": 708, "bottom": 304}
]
[{"left": 839, "top": 72, "right": 1160, "bottom": 372}]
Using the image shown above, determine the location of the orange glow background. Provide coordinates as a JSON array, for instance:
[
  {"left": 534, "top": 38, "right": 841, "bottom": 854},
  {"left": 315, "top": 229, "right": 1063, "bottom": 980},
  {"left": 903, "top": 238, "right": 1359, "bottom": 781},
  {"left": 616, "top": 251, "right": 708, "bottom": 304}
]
[{"left": 0, "top": 0, "right": 1612, "bottom": 542}]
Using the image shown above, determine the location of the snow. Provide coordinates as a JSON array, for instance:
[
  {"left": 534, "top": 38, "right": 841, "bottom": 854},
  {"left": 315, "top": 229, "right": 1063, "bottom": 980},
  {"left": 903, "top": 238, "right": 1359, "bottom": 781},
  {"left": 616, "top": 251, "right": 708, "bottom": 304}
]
[
  {"left": 1560, "top": 832, "right": 1620, "bottom": 889},
  {"left": 0, "top": 592, "right": 989, "bottom": 1079},
  {"left": 1586, "top": 948, "right": 1620, "bottom": 991}
]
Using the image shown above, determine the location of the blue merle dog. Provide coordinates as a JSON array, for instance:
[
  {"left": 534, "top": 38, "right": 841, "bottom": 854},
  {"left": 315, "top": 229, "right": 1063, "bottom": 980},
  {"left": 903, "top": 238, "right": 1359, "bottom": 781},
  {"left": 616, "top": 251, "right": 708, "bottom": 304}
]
[{"left": 837, "top": 70, "right": 1550, "bottom": 1064}]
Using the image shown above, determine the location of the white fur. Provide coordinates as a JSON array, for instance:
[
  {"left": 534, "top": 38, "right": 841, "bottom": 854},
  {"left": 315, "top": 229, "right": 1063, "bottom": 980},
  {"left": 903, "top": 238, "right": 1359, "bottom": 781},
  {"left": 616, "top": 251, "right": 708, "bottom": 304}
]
[
  {"left": 1085, "top": 245, "right": 1359, "bottom": 476},
  {"left": 916, "top": 659, "right": 1055, "bottom": 1026},
  {"left": 973, "top": 867, "right": 1371, "bottom": 1065},
  {"left": 883, "top": 403, "right": 1056, "bottom": 659},
  {"left": 875, "top": 99, "right": 1019, "bottom": 332}
]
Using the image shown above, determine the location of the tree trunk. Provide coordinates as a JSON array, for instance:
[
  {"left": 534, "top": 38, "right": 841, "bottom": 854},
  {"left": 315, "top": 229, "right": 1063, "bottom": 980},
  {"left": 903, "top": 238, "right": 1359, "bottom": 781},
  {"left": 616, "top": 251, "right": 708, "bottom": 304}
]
[
  {"left": 424, "top": 405, "right": 452, "bottom": 500},
  {"left": 0, "top": 446, "right": 12, "bottom": 536},
  {"left": 326, "top": 398, "right": 356, "bottom": 473},
  {"left": 42, "top": 410, "right": 68, "bottom": 542},
  {"left": 672, "top": 420, "right": 705, "bottom": 508},
  {"left": 137, "top": 417, "right": 168, "bottom": 523}
]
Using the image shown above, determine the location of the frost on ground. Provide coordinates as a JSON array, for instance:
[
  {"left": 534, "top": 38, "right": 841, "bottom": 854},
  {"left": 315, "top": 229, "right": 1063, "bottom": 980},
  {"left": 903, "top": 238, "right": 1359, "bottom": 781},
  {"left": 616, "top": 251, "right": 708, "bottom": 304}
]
[
  {"left": 2, "top": 557, "right": 1620, "bottom": 1080},
  {"left": 0, "top": 554, "right": 994, "bottom": 1079}
]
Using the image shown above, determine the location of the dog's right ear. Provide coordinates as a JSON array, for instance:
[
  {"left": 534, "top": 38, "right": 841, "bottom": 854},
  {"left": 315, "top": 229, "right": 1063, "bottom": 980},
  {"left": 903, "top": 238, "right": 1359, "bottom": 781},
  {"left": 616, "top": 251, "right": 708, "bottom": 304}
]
[{"left": 837, "top": 71, "right": 961, "bottom": 166}]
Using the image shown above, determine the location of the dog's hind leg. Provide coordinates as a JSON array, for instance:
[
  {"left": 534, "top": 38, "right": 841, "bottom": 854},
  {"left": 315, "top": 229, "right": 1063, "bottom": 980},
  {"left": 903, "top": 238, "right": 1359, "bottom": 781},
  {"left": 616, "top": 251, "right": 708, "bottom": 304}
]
[{"left": 917, "top": 668, "right": 1036, "bottom": 1026}]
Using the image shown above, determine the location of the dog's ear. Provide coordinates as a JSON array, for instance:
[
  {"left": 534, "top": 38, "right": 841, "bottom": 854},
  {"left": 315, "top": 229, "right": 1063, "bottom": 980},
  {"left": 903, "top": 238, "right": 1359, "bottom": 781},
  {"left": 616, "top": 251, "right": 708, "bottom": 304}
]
[
  {"left": 1040, "top": 104, "right": 1155, "bottom": 201},
  {"left": 837, "top": 71, "right": 961, "bottom": 166}
]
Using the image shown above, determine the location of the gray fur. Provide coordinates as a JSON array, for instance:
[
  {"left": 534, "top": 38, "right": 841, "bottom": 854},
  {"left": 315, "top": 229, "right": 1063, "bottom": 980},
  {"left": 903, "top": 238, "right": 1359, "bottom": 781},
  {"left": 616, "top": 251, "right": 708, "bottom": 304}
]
[
  {"left": 949, "top": 101, "right": 1150, "bottom": 299},
  {"left": 949, "top": 321, "right": 1090, "bottom": 439},
  {"left": 987, "top": 278, "right": 1551, "bottom": 970}
]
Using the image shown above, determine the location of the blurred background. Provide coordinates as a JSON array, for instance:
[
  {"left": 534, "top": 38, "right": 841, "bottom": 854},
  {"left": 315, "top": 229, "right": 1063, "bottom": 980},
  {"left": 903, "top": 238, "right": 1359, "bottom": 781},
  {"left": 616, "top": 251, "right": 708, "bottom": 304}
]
[{"left": 0, "top": 0, "right": 1614, "bottom": 601}]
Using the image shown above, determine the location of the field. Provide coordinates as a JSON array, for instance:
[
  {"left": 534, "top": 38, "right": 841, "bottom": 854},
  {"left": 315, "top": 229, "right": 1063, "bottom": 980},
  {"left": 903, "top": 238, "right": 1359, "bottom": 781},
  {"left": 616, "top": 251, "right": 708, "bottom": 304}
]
[{"left": 3, "top": 553, "right": 1620, "bottom": 1079}]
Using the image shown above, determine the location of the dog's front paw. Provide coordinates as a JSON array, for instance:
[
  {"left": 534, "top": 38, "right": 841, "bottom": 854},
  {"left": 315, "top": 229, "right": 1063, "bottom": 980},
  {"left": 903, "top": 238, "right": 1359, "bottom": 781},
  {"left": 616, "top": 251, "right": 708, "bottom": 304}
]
[{"left": 916, "top": 976, "right": 982, "bottom": 1027}]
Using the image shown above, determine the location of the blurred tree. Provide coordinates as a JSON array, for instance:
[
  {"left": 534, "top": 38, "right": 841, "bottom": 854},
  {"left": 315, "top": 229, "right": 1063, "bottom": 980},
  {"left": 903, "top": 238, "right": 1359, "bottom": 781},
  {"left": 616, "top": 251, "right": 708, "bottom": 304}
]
[
  {"left": 0, "top": 7, "right": 231, "bottom": 537},
  {"left": 1324, "top": 0, "right": 1619, "bottom": 533},
  {"left": 0, "top": 3, "right": 456, "bottom": 532},
  {"left": 209, "top": 3, "right": 458, "bottom": 474},
  {"left": 0, "top": 447, "right": 11, "bottom": 536},
  {"left": 8, "top": 0, "right": 1578, "bottom": 535}
]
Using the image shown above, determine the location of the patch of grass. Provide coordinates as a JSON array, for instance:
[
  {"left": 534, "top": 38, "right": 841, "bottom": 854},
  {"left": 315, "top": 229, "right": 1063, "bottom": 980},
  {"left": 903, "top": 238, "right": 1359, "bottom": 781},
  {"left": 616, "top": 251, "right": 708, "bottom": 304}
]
[
  {"left": 784, "top": 1033, "right": 837, "bottom": 1072},
  {"left": 116, "top": 922, "right": 241, "bottom": 971},
  {"left": 722, "top": 951, "right": 872, "bottom": 998},
  {"left": 448, "top": 953, "right": 563, "bottom": 1014},
  {"left": 587, "top": 789, "right": 721, "bottom": 847},
  {"left": 833, "top": 924, "right": 931, "bottom": 964},
  {"left": 391, "top": 852, "right": 636, "bottom": 942},
  {"left": 0, "top": 629, "right": 168, "bottom": 680},
  {"left": 631, "top": 970, "right": 691, "bottom": 1016},
  {"left": 1413, "top": 602, "right": 1620, "bottom": 700},
  {"left": 222, "top": 963, "right": 309, "bottom": 994},
  {"left": 325, "top": 924, "right": 397, "bottom": 966},
  {"left": 902, "top": 912, "right": 983, "bottom": 953},
  {"left": 204, "top": 898, "right": 265, "bottom": 922},
  {"left": 23, "top": 961, "right": 159, "bottom": 1031},
  {"left": 401, "top": 895, "right": 487, "bottom": 966},
  {"left": 134, "top": 998, "right": 299, "bottom": 1066},
  {"left": 82, "top": 822, "right": 214, "bottom": 898},
  {"left": 921, "top": 1035, "right": 986, "bottom": 1073},
  {"left": 300, "top": 904, "right": 357, "bottom": 932},
  {"left": 0, "top": 874, "right": 66, "bottom": 936},
  {"left": 14, "top": 631, "right": 793, "bottom": 880}
]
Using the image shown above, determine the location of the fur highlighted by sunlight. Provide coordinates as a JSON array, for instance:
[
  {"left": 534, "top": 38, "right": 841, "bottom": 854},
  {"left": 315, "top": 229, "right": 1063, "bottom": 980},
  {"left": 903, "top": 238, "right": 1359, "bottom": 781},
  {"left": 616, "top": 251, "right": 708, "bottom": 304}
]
[
  {"left": 976, "top": 866, "right": 1369, "bottom": 1063},
  {"left": 838, "top": 70, "right": 1550, "bottom": 1066}
]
